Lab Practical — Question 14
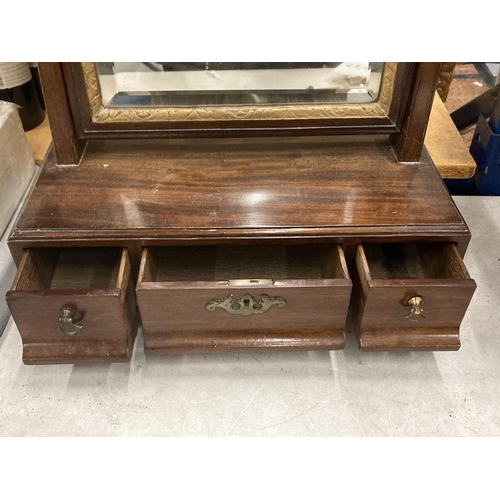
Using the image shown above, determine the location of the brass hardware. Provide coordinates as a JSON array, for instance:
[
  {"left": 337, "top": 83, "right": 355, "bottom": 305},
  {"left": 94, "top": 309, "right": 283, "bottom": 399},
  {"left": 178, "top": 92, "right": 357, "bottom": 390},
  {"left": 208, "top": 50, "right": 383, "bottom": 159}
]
[
  {"left": 228, "top": 279, "right": 273, "bottom": 287},
  {"left": 405, "top": 296, "right": 425, "bottom": 322},
  {"left": 58, "top": 307, "right": 83, "bottom": 336},
  {"left": 206, "top": 293, "right": 286, "bottom": 316}
]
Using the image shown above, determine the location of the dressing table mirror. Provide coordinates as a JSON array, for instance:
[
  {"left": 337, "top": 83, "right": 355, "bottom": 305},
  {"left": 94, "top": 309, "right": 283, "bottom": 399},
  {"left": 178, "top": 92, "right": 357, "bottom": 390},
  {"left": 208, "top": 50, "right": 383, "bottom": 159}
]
[{"left": 5, "top": 62, "right": 476, "bottom": 364}]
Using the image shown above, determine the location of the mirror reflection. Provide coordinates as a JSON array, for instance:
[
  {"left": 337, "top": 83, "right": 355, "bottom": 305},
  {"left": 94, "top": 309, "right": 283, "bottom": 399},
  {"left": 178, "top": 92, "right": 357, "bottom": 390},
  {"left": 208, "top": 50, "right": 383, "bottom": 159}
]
[{"left": 96, "top": 62, "right": 384, "bottom": 108}]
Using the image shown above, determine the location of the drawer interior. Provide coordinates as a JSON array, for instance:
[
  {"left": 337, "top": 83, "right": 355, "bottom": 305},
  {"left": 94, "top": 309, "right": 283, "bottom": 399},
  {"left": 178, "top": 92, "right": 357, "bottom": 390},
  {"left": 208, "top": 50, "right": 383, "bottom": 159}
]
[
  {"left": 140, "top": 244, "right": 348, "bottom": 283},
  {"left": 13, "top": 247, "right": 122, "bottom": 291},
  {"left": 362, "top": 242, "right": 471, "bottom": 280}
]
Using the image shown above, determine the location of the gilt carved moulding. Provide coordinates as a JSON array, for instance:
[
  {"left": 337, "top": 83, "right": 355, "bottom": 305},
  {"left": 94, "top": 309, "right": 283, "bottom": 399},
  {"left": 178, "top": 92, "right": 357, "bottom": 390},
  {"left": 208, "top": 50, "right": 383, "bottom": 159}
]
[{"left": 81, "top": 62, "right": 398, "bottom": 123}]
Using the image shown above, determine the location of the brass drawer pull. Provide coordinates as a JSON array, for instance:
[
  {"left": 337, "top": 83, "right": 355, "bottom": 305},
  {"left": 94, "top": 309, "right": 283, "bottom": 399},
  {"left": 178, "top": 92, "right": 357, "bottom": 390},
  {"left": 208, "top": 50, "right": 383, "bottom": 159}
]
[
  {"left": 58, "top": 307, "right": 83, "bottom": 336},
  {"left": 405, "top": 296, "right": 425, "bottom": 322},
  {"left": 206, "top": 293, "right": 286, "bottom": 316}
]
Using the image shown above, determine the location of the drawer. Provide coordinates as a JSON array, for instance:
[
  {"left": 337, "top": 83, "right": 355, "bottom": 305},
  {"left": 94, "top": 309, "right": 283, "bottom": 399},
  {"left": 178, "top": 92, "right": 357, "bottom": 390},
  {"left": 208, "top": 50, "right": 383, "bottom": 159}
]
[
  {"left": 6, "top": 247, "right": 137, "bottom": 364},
  {"left": 136, "top": 244, "right": 352, "bottom": 353},
  {"left": 350, "top": 242, "right": 476, "bottom": 350}
]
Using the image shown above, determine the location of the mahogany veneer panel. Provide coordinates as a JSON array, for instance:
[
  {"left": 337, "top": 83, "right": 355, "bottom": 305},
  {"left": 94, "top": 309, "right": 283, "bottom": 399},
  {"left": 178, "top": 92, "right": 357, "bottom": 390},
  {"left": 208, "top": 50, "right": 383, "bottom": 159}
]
[
  {"left": 136, "top": 244, "right": 352, "bottom": 352},
  {"left": 11, "top": 136, "right": 467, "bottom": 247},
  {"left": 6, "top": 247, "right": 137, "bottom": 364},
  {"left": 350, "top": 242, "right": 476, "bottom": 351}
]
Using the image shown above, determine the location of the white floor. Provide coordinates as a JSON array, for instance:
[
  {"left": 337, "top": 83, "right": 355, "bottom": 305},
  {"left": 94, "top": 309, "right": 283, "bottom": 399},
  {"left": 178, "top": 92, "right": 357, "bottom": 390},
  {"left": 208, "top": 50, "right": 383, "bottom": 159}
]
[{"left": 0, "top": 196, "right": 499, "bottom": 437}]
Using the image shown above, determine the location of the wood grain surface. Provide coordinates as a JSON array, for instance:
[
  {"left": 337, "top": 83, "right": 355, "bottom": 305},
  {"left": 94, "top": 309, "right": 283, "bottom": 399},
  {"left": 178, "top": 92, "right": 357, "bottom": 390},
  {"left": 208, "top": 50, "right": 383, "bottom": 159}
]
[
  {"left": 142, "top": 327, "right": 347, "bottom": 353},
  {"left": 5, "top": 62, "right": 478, "bottom": 358},
  {"left": 356, "top": 327, "right": 462, "bottom": 351},
  {"left": 137, "top": 244, "right": 351, "bottom": 352},
  {"left": 424, "top": 92, "right": 476, "bottom": 179},
  {"left": 6, "top": 248, "right": 136, "bottom": 363},
  {"left": 11, "top": 135, "right": 466, "bottom": 239},
  {"left": 38, "top": 63, "right": 86, "bottom": 165},
  {"left": 391, "top": 63, "right": 442, "bottom": 162},
  {"left": 349, "top": 243, "right": 476, "bottom": 350}
]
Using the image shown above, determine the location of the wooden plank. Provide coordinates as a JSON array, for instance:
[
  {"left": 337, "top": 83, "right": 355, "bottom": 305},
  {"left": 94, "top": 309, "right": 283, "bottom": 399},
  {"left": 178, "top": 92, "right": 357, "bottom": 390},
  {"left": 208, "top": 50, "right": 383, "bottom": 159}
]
[
  {"left": 24, "top": 114, "right": 52, "bottom": 165},
  {"left": 11, "top": 135, "right": 466, "bottom": 241},
  {"left": 12, "top": 248, "right": 59, "bottom": 290},
  {"left": 424, "top": 92, "right": 477, "bottom": 179}
]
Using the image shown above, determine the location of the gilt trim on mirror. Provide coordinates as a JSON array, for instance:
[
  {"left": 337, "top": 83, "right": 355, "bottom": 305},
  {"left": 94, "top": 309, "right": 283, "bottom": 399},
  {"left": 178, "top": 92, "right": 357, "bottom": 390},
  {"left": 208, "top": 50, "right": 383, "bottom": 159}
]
[{"left": 81, "top": 62, "right": 398, "bottom": 123}]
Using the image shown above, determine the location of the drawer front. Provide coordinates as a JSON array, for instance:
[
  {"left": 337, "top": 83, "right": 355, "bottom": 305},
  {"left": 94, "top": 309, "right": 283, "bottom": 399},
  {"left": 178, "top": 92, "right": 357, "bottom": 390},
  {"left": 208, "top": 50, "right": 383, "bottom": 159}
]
[
  {"left": 359, "top": 283, "right": 476, "bottom": 329},
  {"left": 137, "top": 244, "right": 352, "bottom": 352},
  {"left": 351, "top": 243, "right": 476, "bottom": 350},
  {"left": 138, "top": 283, "right": 352, "bottom": 351},
  {"left": 6, "top": 247, "right": 136, "bottom": 363}
]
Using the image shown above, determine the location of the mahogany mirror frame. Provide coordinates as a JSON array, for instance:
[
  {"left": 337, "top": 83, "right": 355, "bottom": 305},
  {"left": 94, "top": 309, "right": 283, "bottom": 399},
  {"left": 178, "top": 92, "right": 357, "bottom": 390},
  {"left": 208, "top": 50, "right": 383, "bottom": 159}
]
[{"left": 38, "top": 62, "right": 442, "bottom": 166}]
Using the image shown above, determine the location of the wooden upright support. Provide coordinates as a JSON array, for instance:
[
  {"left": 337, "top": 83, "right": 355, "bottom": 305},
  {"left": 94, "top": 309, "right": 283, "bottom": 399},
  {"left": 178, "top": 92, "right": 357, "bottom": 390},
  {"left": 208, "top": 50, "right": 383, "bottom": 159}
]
[
  {"left": 38, "top": 63, "right": 86, "bottom": 166},
  {"left": 391, "top": 63, "right": 442, "bottom": 162}
]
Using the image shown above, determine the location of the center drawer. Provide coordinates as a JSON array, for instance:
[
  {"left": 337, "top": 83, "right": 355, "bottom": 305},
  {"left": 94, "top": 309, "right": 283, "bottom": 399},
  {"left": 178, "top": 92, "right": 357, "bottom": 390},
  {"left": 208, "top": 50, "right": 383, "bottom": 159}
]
[{"left": 136, "top": 244, "right": 352, "bottom": 353}]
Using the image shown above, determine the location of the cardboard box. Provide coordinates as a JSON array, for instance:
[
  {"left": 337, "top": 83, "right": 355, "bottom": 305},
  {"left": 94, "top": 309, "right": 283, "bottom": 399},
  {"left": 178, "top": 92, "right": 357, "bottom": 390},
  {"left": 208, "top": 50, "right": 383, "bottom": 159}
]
[
  {"left": 0, "top": 101, "right": 36, "bottom": 238},
  {"left": 0, "top": 101, "right": 37, "bottom": 335}
]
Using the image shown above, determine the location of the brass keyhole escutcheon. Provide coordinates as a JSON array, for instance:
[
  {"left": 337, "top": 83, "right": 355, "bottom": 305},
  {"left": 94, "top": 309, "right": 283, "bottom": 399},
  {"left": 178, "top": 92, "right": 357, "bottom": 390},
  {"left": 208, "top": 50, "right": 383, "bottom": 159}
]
[
  {"left": 58, "top": 307, "right": 84, "bottom": 336},
  {"left": 206, "top": 293, "right": 286, "bottom": 316},
  {"left": 405, "top": 296, "right": 425, "bottom": 322}
]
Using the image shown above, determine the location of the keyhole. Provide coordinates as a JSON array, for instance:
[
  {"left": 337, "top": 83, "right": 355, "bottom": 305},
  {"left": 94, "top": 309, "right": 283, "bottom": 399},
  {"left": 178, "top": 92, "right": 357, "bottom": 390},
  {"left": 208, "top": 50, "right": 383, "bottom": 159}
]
[{"left": 243, "top": 298, "right": 250, "bottom": 308}]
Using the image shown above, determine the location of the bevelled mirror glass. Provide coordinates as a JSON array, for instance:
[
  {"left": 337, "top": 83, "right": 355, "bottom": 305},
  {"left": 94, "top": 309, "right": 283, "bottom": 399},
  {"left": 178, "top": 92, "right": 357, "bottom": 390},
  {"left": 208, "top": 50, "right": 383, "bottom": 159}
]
[{"left": 82, "top": 62, "right": 397, "bottom": 123}]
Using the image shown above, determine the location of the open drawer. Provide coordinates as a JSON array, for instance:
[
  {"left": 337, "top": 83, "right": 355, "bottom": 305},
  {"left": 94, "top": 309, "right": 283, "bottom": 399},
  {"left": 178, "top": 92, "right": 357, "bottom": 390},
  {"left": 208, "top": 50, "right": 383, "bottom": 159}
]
[
  {"left": 6, "top": 247, "right": 137, "bottom": 364},
  {"left": 136, "top": 244, "right": 352, "bottom": 353},
  {"left": 350, "top": 242, "right": 477, "bottom": 350}
]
